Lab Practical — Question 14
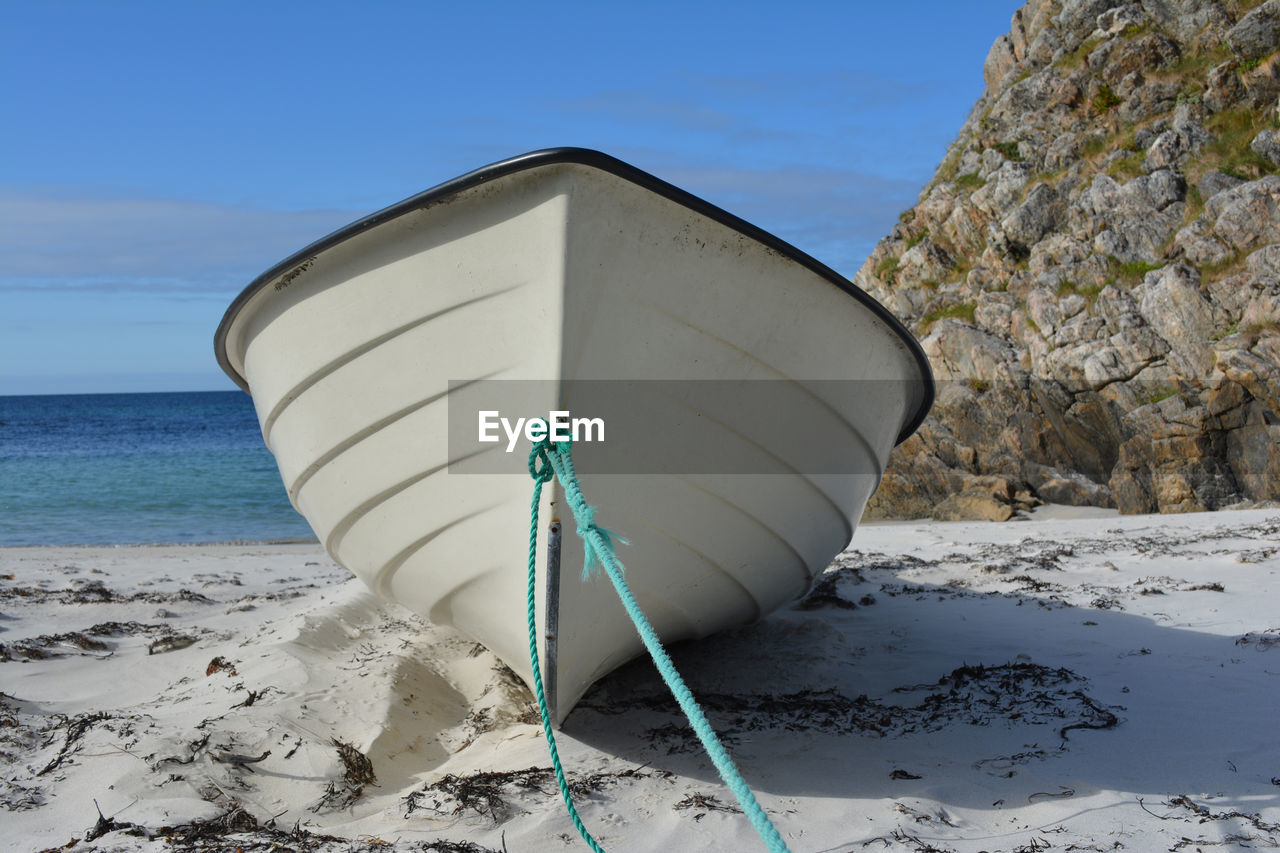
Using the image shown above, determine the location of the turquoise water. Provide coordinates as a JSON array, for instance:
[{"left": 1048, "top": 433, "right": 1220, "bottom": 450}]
[{"left": 0, "top": 391, "right": 315, "bottom": 546}]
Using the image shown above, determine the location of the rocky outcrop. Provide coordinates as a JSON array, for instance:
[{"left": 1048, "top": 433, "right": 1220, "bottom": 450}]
[{"left": 863, "top": 0, "right": 1280, "bottom": 518}]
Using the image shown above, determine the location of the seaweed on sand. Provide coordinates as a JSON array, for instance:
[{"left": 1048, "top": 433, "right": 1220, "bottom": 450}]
[
  {"left": 75, "top": 798, "right": 496, "bottom": 852},
  {"left": 334, "top": 738, "right": 376, "bottom": 787},
  {"left": 405, "top": 764, "right": 653, "bottom": 825},
  {"left": 312, "top": 738, "right": 376, "bottom": 812},
  {"left": 583, "top": 661, "right": 1119, "bottom": 752},
  {"left": 0, "top": 621, "right": 199, "bottom": 662},
  {"left": 793, "top": 573, "right": 859, "bottom": 610},
  {"left": 673, "top": 791, "right": 740, "bottom": 820},
  {"left": 407, "top": 767, "right": 552, "bottom": 824},
  {"left": 0, "top": 580, "right": 215, "bottom": 606},
  {"left": 0, "top": 632, "right": 107, "bottom": 662},
  {"left": 1140, "top": 794, "right": 1280, "bottom": 850},
  {"left": 37, "top": 711, "right": 112, "bottom": 777}
]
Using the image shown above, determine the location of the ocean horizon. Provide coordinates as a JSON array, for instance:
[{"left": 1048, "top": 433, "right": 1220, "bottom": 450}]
[{"left": 0, "top": 390, "right": 315, "bottom": 546}]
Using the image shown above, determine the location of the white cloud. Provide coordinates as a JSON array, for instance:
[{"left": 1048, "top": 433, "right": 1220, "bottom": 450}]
[
  {"left": 0, "top": 190, "right": 360, "bottom": 291},
  {"left": 0, "top": 153, "right": 918, "bottom": 297}
]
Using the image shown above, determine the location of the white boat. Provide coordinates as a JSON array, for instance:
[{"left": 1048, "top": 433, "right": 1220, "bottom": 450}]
[{"left": 215, "top": 148, "right": 933, "bottom": 723}]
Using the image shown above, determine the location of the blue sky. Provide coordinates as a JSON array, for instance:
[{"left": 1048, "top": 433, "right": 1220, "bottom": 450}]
[{"left": 1, "top": 1, "right": 1016, "bottom": 395}]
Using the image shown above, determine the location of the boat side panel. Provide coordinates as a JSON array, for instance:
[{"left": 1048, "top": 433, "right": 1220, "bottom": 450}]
[
  {"left": 224, "top": 170, "right": 576, "bottom": 701},
  {"left": 234, "top": 170, "right": 569, "bottom": 439}
]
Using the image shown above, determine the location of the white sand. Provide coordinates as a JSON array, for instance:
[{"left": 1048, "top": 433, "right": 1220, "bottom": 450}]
[{"left": 3, "top": 510, "right": 1278, "bottom": 851}]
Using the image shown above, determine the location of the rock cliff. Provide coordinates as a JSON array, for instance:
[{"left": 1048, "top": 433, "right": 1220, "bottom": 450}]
[{"left": 863, "top": 0, "right": 1280, "bottom": 519}]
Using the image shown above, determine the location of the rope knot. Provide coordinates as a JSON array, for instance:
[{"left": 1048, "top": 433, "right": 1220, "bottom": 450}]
[
  {"left": 562, "top": 476, "right": 627, "bottom": 579},
  {"left": 527, "top": 437, "right": 555, "bottom": 484}
]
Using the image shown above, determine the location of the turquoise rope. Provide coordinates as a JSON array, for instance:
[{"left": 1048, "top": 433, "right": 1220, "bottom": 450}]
[
  {"left": 526, "top": 438, "right": 790, "bottom": 853},
  {"left": 526, "top": 446, "right": 607, "bottom": 853}
]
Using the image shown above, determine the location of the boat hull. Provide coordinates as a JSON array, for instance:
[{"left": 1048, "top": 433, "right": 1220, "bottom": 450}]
[{"left": 216, "top": 149, "right": 933, "bottom": 723}]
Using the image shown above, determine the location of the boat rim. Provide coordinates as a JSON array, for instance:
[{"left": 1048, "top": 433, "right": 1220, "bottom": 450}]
[{"left": 213, "top": 146, "right": 935, "bottom": 445}]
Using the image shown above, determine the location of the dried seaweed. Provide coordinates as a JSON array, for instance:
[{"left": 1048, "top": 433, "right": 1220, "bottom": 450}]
[
  {"left": 568, "top": 764, "right": 654, "bottom": 797},
  {"left": 0, "top": 632, "right": 106, "bottom": 662},
  {"left": 0, "top": 620, "right": 186, "bottom": 662},
  {"left": 333, "top": 738, "right": 376, "bottom": 787},
  {"left": 405, "top": 764, "right": 652, "bottom": 826},
  {"left": 864, "top": 829, "right": 958, "bottom": 852},
  {"left": 673, "top": 791, "right": 740, "bottom": 820},
  {"left": 84, "top": 799, "right": 142, "bottom": 842},
  {"left": 205, "top": 656, "right": 236, "bottom": 676},
  {"left": 1138, "top": 793, "right": 1280, "bottom": 850},
  {"left": 1237, "top": 628, "right": 1280, "bottom": 650},
  {"left": 79, "top": 800, "right": 401, "bottom": 850},
  {"left": 418, "top": 843, "right": 503, "bottom": 853},
  {"left": 1009, "top": 575, "right": 1062, "bottom": 593},
  {"left": 312, "top": 738, "right": 376, "bottom": 812},
  {"left": 585, "top": 661, "right": 1119, "bottom": 753},
  {"left": 1164, "top": 794, "right": 1280, "bottom": 833},
  {"left": 406, "top": 766, "right": 552, "bottom": 824},
  {"left": 148, "top": 633, "right": 199, "bottom": 654},
  {"left": 1, "top": 778, "right": 44, "bottom": 811},
  {"left": 211, "top": 749, "right": 271, "bottom": 771},
  {"left": 36, "top": 712, "right": 111, "bottom": 777},
  {"left": 0, "top": 580, "right": 215, "bottom": 606},
  {"left": 794, "top": 573, "right": 859, "bottom": 610}
]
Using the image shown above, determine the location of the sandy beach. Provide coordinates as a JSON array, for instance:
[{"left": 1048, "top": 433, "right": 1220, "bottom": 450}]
[{"left": 3, "top": 508, "right": 1278, "bottom": 852}]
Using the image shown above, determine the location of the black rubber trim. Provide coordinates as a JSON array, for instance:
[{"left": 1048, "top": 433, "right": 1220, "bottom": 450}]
[{"left": 213, "top": 147, "right": 934, "bottom": 444}]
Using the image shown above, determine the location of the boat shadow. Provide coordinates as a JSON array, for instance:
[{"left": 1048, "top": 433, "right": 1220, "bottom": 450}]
[{"left": 560, "top": 571, "right": 1280, "bottom": 812}]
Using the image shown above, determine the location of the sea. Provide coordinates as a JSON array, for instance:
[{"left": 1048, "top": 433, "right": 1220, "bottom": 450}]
[{"left": 0, "top": 391, "right": 315, "bottom": 546}]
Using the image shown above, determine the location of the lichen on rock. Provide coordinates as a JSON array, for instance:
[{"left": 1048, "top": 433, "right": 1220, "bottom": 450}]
[{"left": 862, "top": 0, "right": 1280, "bottom": 518}]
